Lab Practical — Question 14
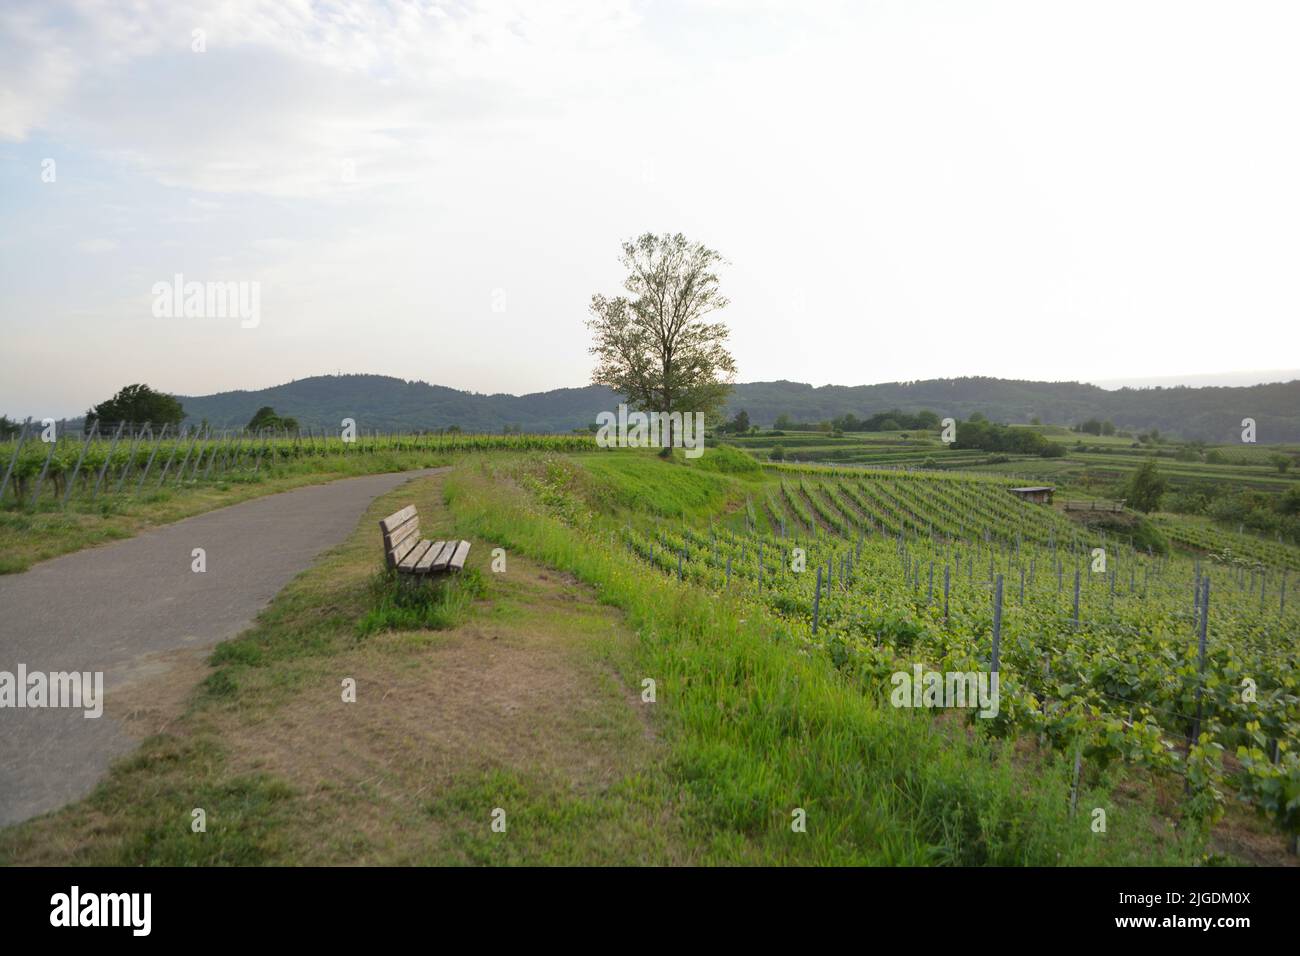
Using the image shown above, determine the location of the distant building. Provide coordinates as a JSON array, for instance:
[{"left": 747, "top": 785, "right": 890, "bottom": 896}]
[{"left": 1009, "top": 485, "right": 1054, "bottom": 505}]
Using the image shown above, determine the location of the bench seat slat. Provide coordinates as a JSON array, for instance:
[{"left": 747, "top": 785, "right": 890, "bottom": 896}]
[
  {"left": 428, "top": 541, "right": 455, "bottom": 572},
  {"left": 447, "top": 540, "right": 471, "bottom": 571},
  {"left": 414, "top": 541, "right": 448, "bottom": 573},
  {"left": 398, "top": 539, "right": 434, "bottom": 572},
  {"left": 388, "top": 534, "right": 422, "bottom": 569}
]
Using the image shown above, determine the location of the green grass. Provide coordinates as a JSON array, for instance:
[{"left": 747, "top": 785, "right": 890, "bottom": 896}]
[
  {"left": 443, "top": 454, "right": 1209, "bottom": 864},
  {"left": 576, "top": 449, "right": 754, "bottom": 519},
  {"left": 358, "top": 568, "right": 485, "bottom": 635}
]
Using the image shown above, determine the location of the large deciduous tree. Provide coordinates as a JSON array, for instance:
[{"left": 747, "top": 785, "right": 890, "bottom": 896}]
[
  {"left": 586, "top": 233, "right": 737, "bottom": 450},
  {"left": 84, "top": 384, "right": 185, "bottom": 430}
]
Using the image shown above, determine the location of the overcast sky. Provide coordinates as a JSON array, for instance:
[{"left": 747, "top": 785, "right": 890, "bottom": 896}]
[{"left": 2, "top": 0, "right": 1298, "bottom": 418}]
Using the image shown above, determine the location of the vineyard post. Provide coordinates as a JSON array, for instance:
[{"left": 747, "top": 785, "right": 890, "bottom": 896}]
[
  {"left": 189, "top": 426, "right": 212, "bottom": 479},
  {"left": 203, "top": 429, "right": 223, "bottom": 479},
  {"left": 253, "top": 428, "right": 267, "bottom": 474},
  {"left": 113, "top": 422, "right": 149, "bottom": 495},
  {"left": 213, "top": 429, "right": 228, "bottom": 476},
  {"left": 174, "top": 426, "right": 202, "bottom": 485},
  {"left": 725, "top": 554, "right": 731, "bottom": 588},
  {"left": 28, "top": 423, "right": 60, "bottom": 507},
  {"left": 214, "top": 429, "right": 232, "bottom": 472},
  {"left": 135, "top": 423, "right": 170, "bottom": 495},
  {"left": 943, "top": 565, "right": 950, "bottom": 621},
  {"left": 812, "top": 566, "right": 822, "bottom": 635},
  {"left": 677, "top": 550, "right": 683, "bottom": 582},
  {"left": 158, "top": 429, "right": 183, "bottom": 486},
  {"left": 991, "top": 574, "right": 1002, "bottom": 673},
  {"left": 1193, "top": 575, "right": 1202, "bottom": 632},
  {"left": 927, "top": 562, "right": 934, "bottom": 604},
  {"left": 1188, "top": 579, "right": 1210, "bottom": 750},
  {"left": 1069, "top": 747, "right": 1083, "bottom": 816},
  {"left": 91, "top": 421, "right": 126, "bottom": 500},
  {"left": 1281, "top": 571, "right": 1287, "bottom": 615},
  {"left": 231, "top": 431, "right": 246, "bottom": 469},
  {"left": 62, "top": 422, "right": 98, "bottom": 507},
  {"left": 0, "top": 417, "right": 33, "bottom": 503},
  {"left": 1072, "top": 570, "right": 1080, "bottom": 627}
]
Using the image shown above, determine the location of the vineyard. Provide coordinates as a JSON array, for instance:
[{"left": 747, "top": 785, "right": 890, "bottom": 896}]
[
  {"left": 0, "top": 424, "right": 595, "bottom": 509},
  {"left": 1150, "top": 514, "right": 1300, "bottom": 572},
  {"left": 603, "top": 462, "right": 1300, "bottom": 844}
]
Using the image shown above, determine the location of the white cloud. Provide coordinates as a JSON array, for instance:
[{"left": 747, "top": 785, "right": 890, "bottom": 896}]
[{"left": 4, "top": 0, "right": 653, "bottom": 196}]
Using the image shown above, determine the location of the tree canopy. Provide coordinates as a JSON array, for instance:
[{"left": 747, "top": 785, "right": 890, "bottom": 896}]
[
  {"left": 587, "top": 233, "right": 737, "bottom": 439},
  {"left": 85, "top": 384, "right": 184, "bottom": 430},
  {"left": 1125, "top": 459, "right": 1167, "bottom": 513},
  {"left": 247, "top": 406, "right": 299, "bottom": 432}
]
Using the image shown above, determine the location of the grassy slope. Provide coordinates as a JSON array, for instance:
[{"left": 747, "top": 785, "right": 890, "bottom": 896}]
[{"left": 445, "top": 452, "right": 1205, "bottom": 864}]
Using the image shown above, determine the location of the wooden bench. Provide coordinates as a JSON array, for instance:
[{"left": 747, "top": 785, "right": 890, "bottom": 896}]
[{"left": 379, "top": 505, "right": 471, "bottom": 575}]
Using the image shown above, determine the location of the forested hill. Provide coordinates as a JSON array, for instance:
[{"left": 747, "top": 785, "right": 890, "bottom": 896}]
[
  {"left": 173, "top": 374, "right": 1300, "bottom": 441},
  {"left": 730, "top": 377, "right": 1300, "bottom": 442},
  {"left": 175, "top": 375, "right": 616, "bottom": 434}
]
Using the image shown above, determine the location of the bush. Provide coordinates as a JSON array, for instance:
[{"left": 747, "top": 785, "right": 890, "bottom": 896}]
[
  {"left": 357, "top": 568, "right": 483, "bottom": 635},
  {"left": 1125, "top": 459, "right": 1167, "bottom": 513}
]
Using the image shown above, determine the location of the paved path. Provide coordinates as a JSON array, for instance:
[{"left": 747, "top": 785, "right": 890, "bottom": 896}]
[{"left": 0, "top": 469, "right": 444, "bottom": 826}]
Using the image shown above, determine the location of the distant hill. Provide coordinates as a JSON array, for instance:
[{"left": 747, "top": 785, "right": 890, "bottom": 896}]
[
  {"left": 729, "top": 377, "right": 1300, "bottom": 442},
  {"left": 176, "top": 375, "right": 619, "bottom": 434},
  {"left": 172, "top": 374, "right": 1300, "bottom": 442}
]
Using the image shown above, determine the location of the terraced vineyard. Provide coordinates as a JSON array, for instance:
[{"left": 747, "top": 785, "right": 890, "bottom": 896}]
[
  {"left": 1151, "top": 514, "right": 1300, "bottom": 572},
  {"left": 615, "top": 463, "right": 1300, "bottom": 842}
]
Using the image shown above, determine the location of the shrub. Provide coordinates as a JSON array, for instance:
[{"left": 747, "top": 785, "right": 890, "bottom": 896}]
[{"left": 357, "top": 568, "right": 483, "bottom": 635}]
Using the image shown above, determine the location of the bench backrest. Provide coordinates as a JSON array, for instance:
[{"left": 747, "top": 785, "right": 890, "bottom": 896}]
[{"left": 379, "top": 505, "right": 421, "bottom": 568}]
